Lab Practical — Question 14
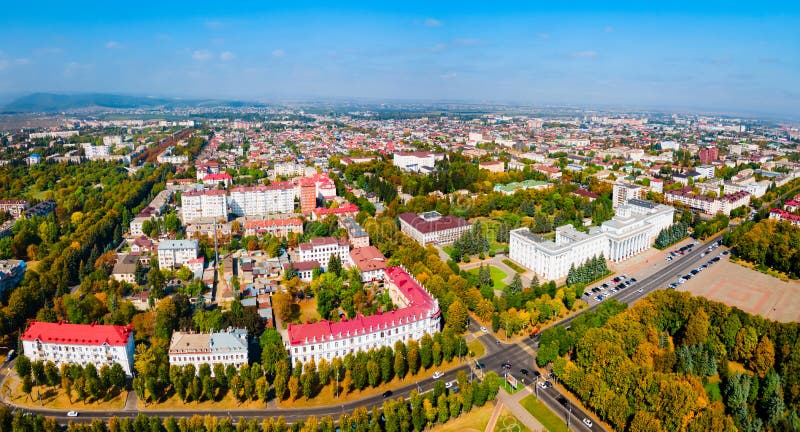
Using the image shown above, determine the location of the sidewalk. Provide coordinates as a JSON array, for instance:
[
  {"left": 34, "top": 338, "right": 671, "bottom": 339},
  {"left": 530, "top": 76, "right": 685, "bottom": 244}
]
[
  {"left": 496, "top": 388, "right": 545, "bottom": 432},
  {"left": 485, "top": 401, "right": 504, "bottom": 432}
]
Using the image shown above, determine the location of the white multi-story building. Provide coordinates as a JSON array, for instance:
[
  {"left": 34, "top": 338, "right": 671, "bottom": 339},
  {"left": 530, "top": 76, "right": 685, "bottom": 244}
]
[
  {"left": 509, "top": 199, "right": 675, "bottom": 281},
  {"left": 168, "top": 328, "right": 249, "bottom": 373},
  {"left": 157, "top": 239, "right": 199, "bottom": 269},
  {"left": 21, "top": 321, "right": 135, "bottom": 376},
  {"left": 286, "top": 266, "right": 440, "bottom": 365},
  {"left": 392, "top": 152, "right": 443, "bottom": 172},
  {"left": 272, "top": 162, "right": 307, "bottom": 178},
  {"left": 0, "top": 200, "right": 28, "bottom": 218},
  {"left": 612, "top": 182, "right": 644, "bottom": 208},
  {"left": 696, "top": 165, "right": 715, "bottom": 179},
  {"left": 229, "top": 183, "right": 296, "bottom": 216},
  {"left": 181, "top": 189, "right": 228, "bottom": 222},
  {"left": 723, "top": 181, "right": 770, "bottom": 199},
  {"left": 398, "top": 211, "right": 470, "bottom": 246},
  {"left": 665, "top": 188, "right": 751, "bottom": 216},
  {"left": 295, "top": 237, "right": 350, "bottom": 271},
  {"left": 82, "top": 144, "right": 111, "bottom": 160}
]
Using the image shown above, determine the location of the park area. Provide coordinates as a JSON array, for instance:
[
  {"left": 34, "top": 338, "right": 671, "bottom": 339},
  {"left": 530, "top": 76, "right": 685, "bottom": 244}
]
[
  {"left": 519, "top": 395, "right": 568, "bottom": 432},
  {"left": 467, "top": 265, "right": 509, "bottom": 289}
]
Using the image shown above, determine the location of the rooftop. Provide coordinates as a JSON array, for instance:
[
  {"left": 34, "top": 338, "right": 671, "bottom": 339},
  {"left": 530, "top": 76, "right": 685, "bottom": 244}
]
[{"left": 21, "top": 321, "right": 133, "bottom": 346}]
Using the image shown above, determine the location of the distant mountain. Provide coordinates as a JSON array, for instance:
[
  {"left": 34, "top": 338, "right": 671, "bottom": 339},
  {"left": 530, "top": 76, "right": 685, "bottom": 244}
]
[{"left": 1, "top": 93, "right": 253, "bottom": 113}]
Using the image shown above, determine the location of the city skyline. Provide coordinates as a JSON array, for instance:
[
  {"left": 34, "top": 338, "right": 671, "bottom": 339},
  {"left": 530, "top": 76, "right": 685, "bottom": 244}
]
[{"left": 0, "top": 1, "right": 798, "bottom": 118}]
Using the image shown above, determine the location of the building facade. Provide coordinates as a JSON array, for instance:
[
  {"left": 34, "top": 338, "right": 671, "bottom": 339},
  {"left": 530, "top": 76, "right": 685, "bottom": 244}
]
[
  {"left": 0, "top": 259, "right": 26, "bottom": 294},
  {"left": 21, "top": 321, "right": 136, "bottom": 376},
  {"left": 612, "top": 182, "right": 644, "bottom": 208},
  {"left": 157, "top": 239, "right": 199, "bottom": 269},
  {"left": 398, "top": 211, "right": 470, "bottom": 246},
  {"left": 0, "top": 200, "right": 28, "bottom": 218},
  {"left": 229, "top": 183, "right": 296, "bottom": 216},
  {"left": 243, "top": 218, "right": 303, "bottom": 238},
  {"left": 181, "top": 189, "right": 228, "bottom": 223},
  {"left": 168, "top": 329, "right": 249, "bottom": 373},
  {"left": 509, "top": 200, "right": 674, "bottom": 281},
  {"left": 295, "top": 237, "right": 350, "bottom": 271},
  {"left": 665, "top": 188, "right": 751, "bottom": 216},
  {"left": 286, "top": 266, "right": 440, "bottom": 365},
  {"left": 393, "top": 152, "right": 442, "bottom": 172}
]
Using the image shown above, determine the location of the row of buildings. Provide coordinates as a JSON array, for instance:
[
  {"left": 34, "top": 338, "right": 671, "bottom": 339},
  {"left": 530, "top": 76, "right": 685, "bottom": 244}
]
[{"left": 20, "top": 266, "right": 440, "bottom": 376}]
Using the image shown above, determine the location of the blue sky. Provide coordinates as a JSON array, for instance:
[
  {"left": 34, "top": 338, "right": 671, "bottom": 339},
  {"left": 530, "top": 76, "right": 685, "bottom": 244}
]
[{"left": 0, "top": 1, "right": 798, "bottom": 117}]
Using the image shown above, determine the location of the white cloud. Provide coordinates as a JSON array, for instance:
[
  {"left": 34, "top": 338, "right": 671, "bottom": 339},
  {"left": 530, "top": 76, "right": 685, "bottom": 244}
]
[
  {"left": 452, "top": 38, "right": 485, "bottom": 47},
  {"left": 424, "top": 18, "right": 443, "bottom": 27},
  {"left": 440, "top": 72, "right": 457, "bottom": 80},
  {"left": 192, "top": 50, "right": 213, "bottom": 61},
  {"left": 14, "top": 58, "right": 30, "bottom": 65},
  {"left": 220, "top": 51, "right": 235, "bottom": 61},
  {"left": 272, "top": 49, "right": 285, "bottom": 58},
  {"left": 105, "top": 41, "right": 121, "bottom": 49},
  {"left": 570, "top": 50, "right": 599, "bottom": 59}
]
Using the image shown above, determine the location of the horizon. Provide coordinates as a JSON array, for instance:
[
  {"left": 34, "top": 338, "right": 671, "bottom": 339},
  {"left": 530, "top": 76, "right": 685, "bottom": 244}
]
[{"left": 0, "top": 1, "right": 798, "bottom": 119}]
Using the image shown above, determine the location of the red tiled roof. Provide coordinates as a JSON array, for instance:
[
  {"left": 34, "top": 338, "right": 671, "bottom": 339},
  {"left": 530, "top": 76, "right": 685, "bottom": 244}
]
[
  {"left": 287, "top": 267, "right": 438, "bottom": 345},
  {"left": 203, "top": 173, "right": 233, "bottom": 181},
  {"left": 244, "top": 218, "right": 303, "bottom": 229},
  {"left": 284, "top": 260, "right": 320, "bottom": 271},
  {"left": 313, "top": 203, "right": 359, "bottom": 216},
  {"left": 349, "top": 246, "right": 387, "bottom": 272},
  {"left": 21, "top": 321, "right": 133, "bottom": 346},
  {"left": 183, "top": 189, "right": 227, "bottom": 197}
]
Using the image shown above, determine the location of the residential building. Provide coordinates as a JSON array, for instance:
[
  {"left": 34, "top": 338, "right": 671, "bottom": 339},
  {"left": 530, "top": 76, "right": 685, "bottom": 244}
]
[
  {"left": 168, "top": 328, "right": 249, "bottom": 373},
  {"left": 284, "top": 260, "right": 320, "bottom": 282},
  {"left": 202, "top": 173, "right": 233, "bottom": 188},
  {"left": 339, "top": 217, "right": 369, "bottom": 248},
  {"left": 157, "top": 239, "right": 199, "bottom": 269},
  {"left": 0, "top": 259, "right": 25, "bottom": 294},
  {"left": 612, "top": 182, "right": 644, "bottom": 208},
  {"left": 665, "top": 188, "right": 751, "bottom": 216},
  {"left": 299, "top": 180, "right": 317, "bottom": 214},
  {"left": 312, "top": 203, "right": 360, "bottom": 221},
  {"left": 243, "top": 218, "right": 303, "bottom": 238},
  {"left": 82, "top": 144, "right": 110, "bottom": 160},
  {"left": 398, "top": 211, "right": 470, "bottom": 246},
  {"left": 0, "top": 200, "right": 28, "bottom": 218},
  {"left": 696, "top": 165, "right": 715, "bottom": 179},
  {"left": 349, "top": 246, "right": 387, "bottom": 282},
  {"left": 21, "top": 321, "right": 135, "bottom": 376},
  {"left": 285, "top": 266, "right": 440, "bottom": 364},
  {"left": 479, "top": 161, "right": 505, "bottom": 173},
  {"left": 229, "top": 183, "right": 296, "bottom": 216},
  {"left": 769, "top": 208, "right": 800, "bottom": 227},
  {"left": 181, "top": 189, "right": 227, "bottom": 223},
  {"left": 723, "top": 180, "right": 770, "bottom": 198},
  {"left": 111, "top": 254, "right": 139, "bottom": 284},
  {"left": 699, "top": 147, "right": 719, "bottom": 164},
  {"left": 295, "top": 237, "right": 350, "bottom": 271}
]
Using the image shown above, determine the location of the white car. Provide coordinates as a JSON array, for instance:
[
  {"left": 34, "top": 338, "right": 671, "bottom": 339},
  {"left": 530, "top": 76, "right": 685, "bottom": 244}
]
[
  {"left": 583, "top": 418, "right": 593, "bottom": 427},
  {"left": 67, "top": 411, "right": 79, "bottom": 417},
  {"left": 480, "top": 326, "right": 488, "bottom": 332},
  {"left": 445, "top": 381, "right": 454, "bottom": 389},
  {"left": 432, "top": 371, "right": 443, "bottom": 379}
]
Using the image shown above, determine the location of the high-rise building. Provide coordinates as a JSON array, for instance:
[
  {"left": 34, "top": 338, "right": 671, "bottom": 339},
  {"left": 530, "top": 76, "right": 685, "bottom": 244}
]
[
  {"left": 612, "top": 182, "right": 644, "bottom": 208},
  {"left": 300, "top": 179, "right": 317, "bottom": 214},
  {"left": 699, "top": 147, "right": 719, "bottom": 164}
]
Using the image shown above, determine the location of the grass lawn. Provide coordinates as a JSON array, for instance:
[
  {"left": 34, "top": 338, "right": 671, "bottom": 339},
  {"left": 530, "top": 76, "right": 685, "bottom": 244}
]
[
  {"left": 296, "top": 299, "right": 321, "bottom": 323},
  {"left": 279, "top": 357, "right": 469, "bottom": 408},
  {"left": 10, "top": 383, "right": 127, "bottom": 411},
  {"left": 501, "top": 379, "right": 524, "bottom": 395},
  {"left": 520, "top": 394, "right": 569, "bottom": 432},
  {"left": 705, "top": 379, "right": 722, "bottom": 403},
  {"left": 430, "top": 403, "right": 495, "bottom": 432},
  {"left": 468, "top": 339, "right": 485, "bottom": 358},
  {"left": 494, "top": 408, "right": 531, "bottom": 432},
  {"left": 467, "top": 266, "right": 508, "bottom": 288},
  {"left": 501, "top": 259, "right": 526, "bottom": 274}
]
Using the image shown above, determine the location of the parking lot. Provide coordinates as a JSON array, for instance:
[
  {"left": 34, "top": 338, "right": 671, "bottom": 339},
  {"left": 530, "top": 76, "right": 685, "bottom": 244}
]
[{"left": 678, "top": 256, "right": 800, "bottom": 323}]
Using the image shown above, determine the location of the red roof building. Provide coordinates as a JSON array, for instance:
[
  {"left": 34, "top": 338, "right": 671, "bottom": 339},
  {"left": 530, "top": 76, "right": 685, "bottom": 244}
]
[
  {"left": 21, "top": 321, "right": 136, "bottom": 376},
  {"left": 286, "top": 266, "right": 440, "bottom": 364},
  {"left": 398, "top": 211, "right": 470, "bottom": 246}
]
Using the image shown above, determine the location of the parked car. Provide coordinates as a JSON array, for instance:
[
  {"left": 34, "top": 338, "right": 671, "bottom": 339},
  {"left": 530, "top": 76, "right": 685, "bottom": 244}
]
[
  {"left": 432, "top": 371, "right": 443, "bottom": 379},
  {"left": 67, "top": 411, "right": 79, "bottom": 417},
  {"left": 520, "top": 369, "right": 529, "bottom": 375}
]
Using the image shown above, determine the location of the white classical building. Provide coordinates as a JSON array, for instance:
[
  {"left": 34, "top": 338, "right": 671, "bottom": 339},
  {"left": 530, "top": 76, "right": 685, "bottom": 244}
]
[
  {"left": 398, "top": 211, "right": 471, "bottom": 246},
  {"left": 509, "top": 199, "right": 674, "bottom": 281},
  {"left": 392, "top": 152, "right": 443, "bottom": 172},
  {"left": 286, "top": 266, "right": 440, "bottom": 365},
  {"left": 181, "top": 189, "right": 228, "bottom": 222},
  {"left": 295, "top": 237, "right": 350, "bottom": 271},
  {"left": 229, "top": 183, "right": 296, "bottom": 216},
  {"left": 21, "top": 321, "right": 136, "bottom": 376},
  {"left": 168, "top": 328, "right": 249, "bottom": 373},
  {"left": 157, "top": 239, "right": 199, "bottom": 269}
]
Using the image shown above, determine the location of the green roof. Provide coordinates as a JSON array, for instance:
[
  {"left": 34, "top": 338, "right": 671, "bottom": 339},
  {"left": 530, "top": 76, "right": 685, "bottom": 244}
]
[{"left": 493, "top": 180, "right": 549, "bottom": 194}]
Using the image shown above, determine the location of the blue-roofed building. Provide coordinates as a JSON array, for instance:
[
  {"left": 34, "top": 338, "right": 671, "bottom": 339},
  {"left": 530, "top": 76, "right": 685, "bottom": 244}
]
[{"left": 168, "top": 328, "right": 249, "bottom": 373}]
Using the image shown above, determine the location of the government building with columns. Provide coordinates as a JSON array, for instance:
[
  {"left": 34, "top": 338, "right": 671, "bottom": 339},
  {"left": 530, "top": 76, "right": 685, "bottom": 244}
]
[{"left": 509, "top": 199, "right": 674, "bottom": 281}]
